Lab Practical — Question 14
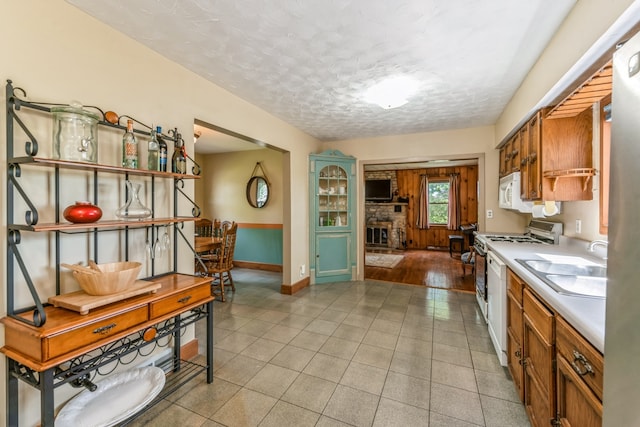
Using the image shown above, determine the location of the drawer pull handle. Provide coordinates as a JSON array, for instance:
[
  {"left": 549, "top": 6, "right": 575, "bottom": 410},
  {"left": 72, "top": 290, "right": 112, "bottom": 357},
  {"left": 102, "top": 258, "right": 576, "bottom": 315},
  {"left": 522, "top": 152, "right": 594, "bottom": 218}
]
[
  {"left": 515, "top": 349, "right": 521, "bottom": 359},
  {"left": 93, "top": 323, "right": 116, "bottom": 335},
  {"left": 178, "top": 295, "right": 192, "bottom": 304},
  {"left": 572, "top": 350, "right": 594, "bottom": 376}
]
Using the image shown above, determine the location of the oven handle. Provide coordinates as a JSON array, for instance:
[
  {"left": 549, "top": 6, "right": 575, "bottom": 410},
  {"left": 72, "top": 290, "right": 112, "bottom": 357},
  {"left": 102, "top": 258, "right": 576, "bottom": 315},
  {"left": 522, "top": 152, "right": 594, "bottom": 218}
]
[{"left": 474, "top": 244, "right": 487, "bottom": 257}]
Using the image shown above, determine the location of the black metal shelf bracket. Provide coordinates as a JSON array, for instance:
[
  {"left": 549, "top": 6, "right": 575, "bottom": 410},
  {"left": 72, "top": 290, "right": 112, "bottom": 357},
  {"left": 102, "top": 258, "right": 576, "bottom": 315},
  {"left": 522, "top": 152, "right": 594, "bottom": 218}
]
[
  {"left": 8, "top": 164, "right": 39, "bottom": 226},
  {"left": 174, "top": 178, "right": 202, "bottom": 218},
  {"left": 7, "top": 229, "right": 46, "bottom": 326}
]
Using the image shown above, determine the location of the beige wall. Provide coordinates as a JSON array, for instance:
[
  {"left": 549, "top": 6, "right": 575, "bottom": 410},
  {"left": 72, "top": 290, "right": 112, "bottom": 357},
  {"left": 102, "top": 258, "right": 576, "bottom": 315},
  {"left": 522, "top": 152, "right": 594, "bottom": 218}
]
[{"left": 196, "top": 149, "right": 284, "bottom": 223}]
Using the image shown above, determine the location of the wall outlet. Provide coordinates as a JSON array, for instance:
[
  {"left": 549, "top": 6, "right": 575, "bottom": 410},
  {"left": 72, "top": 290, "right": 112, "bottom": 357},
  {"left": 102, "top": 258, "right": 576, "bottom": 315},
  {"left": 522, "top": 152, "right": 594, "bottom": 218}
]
[
  {"left": 575, "top": 219, "right": 582, "bottom": 234},
  {"left": 486, "top": 209, "right": 493, "bottom": 219},
  {"left": 299, "top": 264, "right": 305, "bottom": 277}
]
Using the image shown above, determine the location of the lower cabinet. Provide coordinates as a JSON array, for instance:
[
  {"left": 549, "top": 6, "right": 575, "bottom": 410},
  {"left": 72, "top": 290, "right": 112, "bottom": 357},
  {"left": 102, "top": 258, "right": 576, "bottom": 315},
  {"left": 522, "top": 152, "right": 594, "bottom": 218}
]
[
  {"left": 506, "top": 269, "right": 525, "bottom": 400},
  {"left": 556, "top": 316, "right": 604, "bottom": 426},
  {"left": 506, "top": 268, "right": 604, "bottom": 427},
  {"left": 523, "top": 288, "right": 555, "bottom": 427}
]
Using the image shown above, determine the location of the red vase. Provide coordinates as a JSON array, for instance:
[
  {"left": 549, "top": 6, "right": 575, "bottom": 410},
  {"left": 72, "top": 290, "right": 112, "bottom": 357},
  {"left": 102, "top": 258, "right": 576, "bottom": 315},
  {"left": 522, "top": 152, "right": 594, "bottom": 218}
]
[{"left": 63, "top": 201, "right": 102, "bottom": 223}]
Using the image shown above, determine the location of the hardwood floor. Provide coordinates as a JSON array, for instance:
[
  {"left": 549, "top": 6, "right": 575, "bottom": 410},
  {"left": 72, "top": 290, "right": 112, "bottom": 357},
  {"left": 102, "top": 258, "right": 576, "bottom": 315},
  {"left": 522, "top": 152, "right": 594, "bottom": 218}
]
[{"left": 364, "top": 248, "right": 475, "bottom": 292}]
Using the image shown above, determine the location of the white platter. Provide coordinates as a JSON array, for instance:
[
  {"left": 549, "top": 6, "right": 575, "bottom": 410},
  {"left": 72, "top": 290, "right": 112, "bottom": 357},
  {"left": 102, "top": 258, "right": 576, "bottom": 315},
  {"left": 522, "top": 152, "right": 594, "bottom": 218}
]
[{"left": 56, "top": 366, "right": 165, "bottom": 427}]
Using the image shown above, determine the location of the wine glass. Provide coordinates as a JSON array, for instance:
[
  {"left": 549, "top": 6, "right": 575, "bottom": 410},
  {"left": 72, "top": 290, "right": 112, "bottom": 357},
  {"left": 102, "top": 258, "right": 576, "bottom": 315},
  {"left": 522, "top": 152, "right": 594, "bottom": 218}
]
[{"left": 161, "top": 225, "right": 171, "bottom": 251}]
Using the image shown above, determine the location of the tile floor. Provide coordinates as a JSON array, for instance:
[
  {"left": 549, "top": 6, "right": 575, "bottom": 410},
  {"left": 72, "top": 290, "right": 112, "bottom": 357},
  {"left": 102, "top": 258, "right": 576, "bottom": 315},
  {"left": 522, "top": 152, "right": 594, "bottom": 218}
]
[{"left": 132, "top": 269, "right": 530, "bottom": 427}]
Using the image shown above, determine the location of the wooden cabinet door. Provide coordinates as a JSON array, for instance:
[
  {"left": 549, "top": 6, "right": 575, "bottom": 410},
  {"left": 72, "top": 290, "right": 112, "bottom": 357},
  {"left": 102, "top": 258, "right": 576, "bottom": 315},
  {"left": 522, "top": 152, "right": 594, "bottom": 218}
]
[
  {"left": 507, "top": 292, "right": 524, "bottom": 401},
  {"left": 523, "top": 288, "right": 555, "bottom": 427},
  {"left": 511, "top": 131, "right": 521, "bottom": 173},
  {"left": 499, "top": 147, "right": 507, "bottom": 177},
  {"left": 527, "top": 112, "right": 542, "bottom": 200},
  {"left": 556, "top": 354, "right": 603, "bottom": 427},
  {"left": 506, "top": 269, "right": 525, "bottom": 401}
]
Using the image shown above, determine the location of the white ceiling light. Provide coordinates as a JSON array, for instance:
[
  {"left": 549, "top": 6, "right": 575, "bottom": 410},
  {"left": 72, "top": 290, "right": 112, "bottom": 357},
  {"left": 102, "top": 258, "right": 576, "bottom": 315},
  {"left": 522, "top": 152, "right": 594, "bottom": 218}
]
[{"left": 363, "top": 76, "right": 421, "bottom": 109}]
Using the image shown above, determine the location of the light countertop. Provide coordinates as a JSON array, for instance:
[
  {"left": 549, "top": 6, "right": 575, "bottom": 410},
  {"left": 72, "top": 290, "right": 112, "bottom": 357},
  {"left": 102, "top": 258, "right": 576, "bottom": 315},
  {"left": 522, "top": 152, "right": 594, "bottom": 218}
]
[{"left": 485, "top": 237, "right": 606, "bottom": 353}]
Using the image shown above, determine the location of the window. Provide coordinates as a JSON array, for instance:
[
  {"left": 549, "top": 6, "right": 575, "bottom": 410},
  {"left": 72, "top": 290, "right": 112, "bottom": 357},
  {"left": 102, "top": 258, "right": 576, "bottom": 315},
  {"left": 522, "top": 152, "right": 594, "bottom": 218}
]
[{"left": 428, "top": 180, "right": 450, "bottom": 225}]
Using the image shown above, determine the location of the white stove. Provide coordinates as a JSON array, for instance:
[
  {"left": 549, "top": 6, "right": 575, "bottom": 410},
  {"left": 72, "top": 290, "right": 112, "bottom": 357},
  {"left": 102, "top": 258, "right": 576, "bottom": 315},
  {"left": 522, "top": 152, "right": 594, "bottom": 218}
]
[
  {"left": 474, "top": 219, "right": 564, "bottom": 254},
  {"left": 473, "top": 220, "right": 563, "bottom": 366}
]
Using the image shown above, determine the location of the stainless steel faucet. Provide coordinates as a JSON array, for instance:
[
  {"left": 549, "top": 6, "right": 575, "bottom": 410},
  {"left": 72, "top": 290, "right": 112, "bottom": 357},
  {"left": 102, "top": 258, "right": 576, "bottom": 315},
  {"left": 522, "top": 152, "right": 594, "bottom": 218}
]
[{"left": 588, "top": 239, "right": 609, "bottom": 252}]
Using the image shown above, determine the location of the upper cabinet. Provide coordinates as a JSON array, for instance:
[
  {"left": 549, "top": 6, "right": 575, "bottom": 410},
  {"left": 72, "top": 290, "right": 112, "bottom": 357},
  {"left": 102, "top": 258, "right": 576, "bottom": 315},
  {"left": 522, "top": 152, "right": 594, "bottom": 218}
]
[
  {"left": 500, "top": 61, "right": 613, "bottom": 202},
  {"left": 501, "top": 108, "right": 592, "bottom": 202}
]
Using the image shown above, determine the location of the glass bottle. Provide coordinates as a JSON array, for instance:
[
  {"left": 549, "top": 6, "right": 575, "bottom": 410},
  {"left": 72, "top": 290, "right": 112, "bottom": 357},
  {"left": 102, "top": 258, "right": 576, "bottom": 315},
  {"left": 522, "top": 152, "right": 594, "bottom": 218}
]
[
  {"left": 122, "top": 119, "right": 138, "bottom": 169},
  {"left": 147, "top": 126, "right": 159, "bottom": 171},
  {"left": 115, "top": 180, "right": 152, "bottom": 219},
  {"left": 171, "top": 135, "right": 186, "bottom": 174},
  {"left": 157, "top": 126, "right": 168, "bottom": 172}
]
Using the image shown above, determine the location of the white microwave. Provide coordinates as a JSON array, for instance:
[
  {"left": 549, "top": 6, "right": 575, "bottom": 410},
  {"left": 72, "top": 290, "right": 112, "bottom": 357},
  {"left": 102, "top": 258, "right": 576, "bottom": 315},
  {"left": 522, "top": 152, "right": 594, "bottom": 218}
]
[{"left": 498, "top": 172, "right": 533, "bottom": 212}]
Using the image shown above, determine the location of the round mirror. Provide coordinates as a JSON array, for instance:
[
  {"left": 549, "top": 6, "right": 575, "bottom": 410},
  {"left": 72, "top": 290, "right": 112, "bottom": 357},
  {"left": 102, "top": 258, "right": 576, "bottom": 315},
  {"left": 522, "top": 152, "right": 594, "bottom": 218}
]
[{"left": 246, "top": 176, "right": 269, "bottom": 208}]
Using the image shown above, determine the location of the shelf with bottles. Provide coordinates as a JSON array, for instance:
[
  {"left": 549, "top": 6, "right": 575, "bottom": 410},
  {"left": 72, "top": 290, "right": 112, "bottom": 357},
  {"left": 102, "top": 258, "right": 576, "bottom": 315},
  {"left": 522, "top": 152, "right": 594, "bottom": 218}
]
[
  {"left": 6, "top": 79, "right": 200, "bottom": 176},
  {"left": 10, "top": 156, "right": 201, "bottom": 179},
  {"left": 318, "top": 212, "right": 348, "bottom": 227},
  {"left": 5, "top": 80, "right": 205, "bottom": 325}
]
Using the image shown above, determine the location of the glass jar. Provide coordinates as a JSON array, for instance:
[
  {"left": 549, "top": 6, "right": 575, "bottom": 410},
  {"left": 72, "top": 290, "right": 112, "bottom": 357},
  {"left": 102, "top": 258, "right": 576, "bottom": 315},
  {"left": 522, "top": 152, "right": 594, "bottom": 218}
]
[{"left": 52, "top": 103, "right": 99, "bottom": 163}]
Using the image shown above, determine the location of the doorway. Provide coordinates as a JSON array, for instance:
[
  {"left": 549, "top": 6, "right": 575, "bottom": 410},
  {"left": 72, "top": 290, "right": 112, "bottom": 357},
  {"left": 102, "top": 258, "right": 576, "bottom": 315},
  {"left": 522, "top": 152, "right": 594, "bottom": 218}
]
[
  {"left": 363, "top": 158, "right": 480, "bottom": 292},
  {"left": 193, "top": 120, "right": 288, "bottom": 279}
]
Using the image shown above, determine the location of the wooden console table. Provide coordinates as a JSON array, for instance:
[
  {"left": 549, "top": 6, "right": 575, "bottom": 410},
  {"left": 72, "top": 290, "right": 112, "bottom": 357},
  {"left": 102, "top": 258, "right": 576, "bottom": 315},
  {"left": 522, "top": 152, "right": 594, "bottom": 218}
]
[{"left": 1, "top": 273, "right": 214, "bottom": 427}]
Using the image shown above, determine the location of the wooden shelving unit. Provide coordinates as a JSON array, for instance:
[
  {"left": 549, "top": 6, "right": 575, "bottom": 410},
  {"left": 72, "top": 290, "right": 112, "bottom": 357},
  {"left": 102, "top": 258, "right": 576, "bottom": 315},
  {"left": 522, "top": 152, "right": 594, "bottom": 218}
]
[{"left": 3, "top": 80, "right": 213, "bottom": 427}]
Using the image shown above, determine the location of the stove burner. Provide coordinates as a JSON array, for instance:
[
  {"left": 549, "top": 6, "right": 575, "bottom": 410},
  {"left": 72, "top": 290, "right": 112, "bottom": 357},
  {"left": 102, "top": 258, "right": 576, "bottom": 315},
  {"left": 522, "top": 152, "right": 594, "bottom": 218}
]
[{"left": 476, "top": 234, "right": 548, "bottom": 245}]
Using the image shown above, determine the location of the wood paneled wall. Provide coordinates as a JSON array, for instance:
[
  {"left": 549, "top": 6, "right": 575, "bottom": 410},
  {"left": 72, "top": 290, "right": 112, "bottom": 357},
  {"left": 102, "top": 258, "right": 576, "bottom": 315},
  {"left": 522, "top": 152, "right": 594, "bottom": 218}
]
[{"left": 396, "top": 166, "right": 478, "bottom": 249}]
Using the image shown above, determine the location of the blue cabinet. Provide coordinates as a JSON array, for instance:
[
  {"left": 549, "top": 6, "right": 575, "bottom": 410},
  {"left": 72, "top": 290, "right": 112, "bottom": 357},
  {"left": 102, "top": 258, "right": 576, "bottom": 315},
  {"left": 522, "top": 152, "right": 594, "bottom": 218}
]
[{"left": 310, "top": 150, "right": 355, "bottom": 283}]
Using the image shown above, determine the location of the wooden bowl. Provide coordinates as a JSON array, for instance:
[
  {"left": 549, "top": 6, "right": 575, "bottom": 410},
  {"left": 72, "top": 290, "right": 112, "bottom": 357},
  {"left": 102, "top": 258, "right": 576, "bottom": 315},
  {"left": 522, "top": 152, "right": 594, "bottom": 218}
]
[{"left": 72, "top": 261, "right": 142, "bottom": 296}]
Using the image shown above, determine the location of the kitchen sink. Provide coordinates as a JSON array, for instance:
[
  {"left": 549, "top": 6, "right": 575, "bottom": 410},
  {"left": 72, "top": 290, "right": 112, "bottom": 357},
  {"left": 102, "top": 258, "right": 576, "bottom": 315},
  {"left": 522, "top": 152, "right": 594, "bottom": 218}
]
[
  {"left": 516, "top": 258, "right": 607, "bottom": 298},
  {"left": 544, "top": 275, "right": 607, "bottom": 298},
  {"left": 520, "top": 260, "right": 607, "bottom": 278}
]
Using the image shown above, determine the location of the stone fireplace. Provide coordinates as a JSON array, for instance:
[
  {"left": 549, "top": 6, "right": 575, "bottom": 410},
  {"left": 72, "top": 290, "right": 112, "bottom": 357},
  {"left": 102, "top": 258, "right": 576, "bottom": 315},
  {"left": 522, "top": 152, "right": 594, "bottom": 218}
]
[
  {"left": 365, "top": 203, "right": 407, "bottom": 250},
  {"left": 364, "top": 170, "right": 407, "bottom": 250}
]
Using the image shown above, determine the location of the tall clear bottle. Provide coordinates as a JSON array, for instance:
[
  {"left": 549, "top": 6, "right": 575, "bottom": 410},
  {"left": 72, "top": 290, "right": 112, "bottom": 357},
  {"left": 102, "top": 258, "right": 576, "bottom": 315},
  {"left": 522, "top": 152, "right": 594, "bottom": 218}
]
[
  {"left": 157, "top": 126, "right": 168, "bottom": 172},
  {"left": 147, "top": 126, "right": 159, "bottom": 171},
  {"left": 122, "top": 119, "right": 138, "bottom": 169},
  {"left": 171, "top": 134, "right": 187, "bottom": 174}
]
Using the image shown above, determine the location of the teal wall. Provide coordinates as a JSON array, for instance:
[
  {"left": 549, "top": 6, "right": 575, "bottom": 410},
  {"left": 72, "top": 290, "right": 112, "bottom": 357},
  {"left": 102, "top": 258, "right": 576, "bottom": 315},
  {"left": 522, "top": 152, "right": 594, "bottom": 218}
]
[{"left": 234, "top": 227, "right": 283, "bottom": 265}]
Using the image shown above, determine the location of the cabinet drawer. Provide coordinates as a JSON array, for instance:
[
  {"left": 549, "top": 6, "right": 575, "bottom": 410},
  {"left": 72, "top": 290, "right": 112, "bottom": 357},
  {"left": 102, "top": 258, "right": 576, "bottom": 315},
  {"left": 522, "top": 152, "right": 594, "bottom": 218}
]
[
  {"left": 523, "top": 287, "right": 554, "bottom": 343},
  {"left": 507, "top": 269, "right": 525, "bottom": 305},
  {"left": 46, "top": 306, "right": 148, "bottom": 360},
  {"left": 556, "top": 315, "right": 603, "bottom": 400},
  {"left": 150, "top": 283, "right": 211, "bottom": 319}
]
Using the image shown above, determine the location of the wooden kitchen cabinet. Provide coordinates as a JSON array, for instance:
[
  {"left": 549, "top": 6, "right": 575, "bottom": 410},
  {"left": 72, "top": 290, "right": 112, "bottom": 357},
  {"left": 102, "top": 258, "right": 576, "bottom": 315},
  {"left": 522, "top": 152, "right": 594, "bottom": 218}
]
[
  {"left": 506, "top": 268, "right": 604, "bottom": 427},
  {"left": 521, "top": 112, "right": 542, "bottom": 200},
  {"left": 506, "top": 268, "right": 525, "bottom": 401},
  {"left": 501, "top": 106, "right": 594, "bottom": 201},
  {"left": 555, "top": 316, "right": 603, "bottom": 427},
  {"left": 499, "top": 132, "right": 522, "bottom": 177},
  {"left": 523, "top": 287, "right": 556, "bottom": 427}
]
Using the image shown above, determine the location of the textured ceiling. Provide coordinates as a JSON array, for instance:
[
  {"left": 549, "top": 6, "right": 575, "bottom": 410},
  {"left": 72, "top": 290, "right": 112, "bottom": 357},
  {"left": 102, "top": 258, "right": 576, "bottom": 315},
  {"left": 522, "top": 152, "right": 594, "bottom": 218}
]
[{"left": 67, "top": 0, "right": 575, "bottom": 142}]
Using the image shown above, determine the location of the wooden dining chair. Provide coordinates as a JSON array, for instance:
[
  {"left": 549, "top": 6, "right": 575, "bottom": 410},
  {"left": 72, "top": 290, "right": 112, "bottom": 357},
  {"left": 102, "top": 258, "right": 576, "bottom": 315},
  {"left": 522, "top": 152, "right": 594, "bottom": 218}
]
[
  {"left": 195, "top": 218, "right": 213, "bottom": 237},
  {"left": 206, "top": 222, "right": 238, "bottom": 302},
  {"left": 461, "top": 245, "right": 475, "bottom": 276}
]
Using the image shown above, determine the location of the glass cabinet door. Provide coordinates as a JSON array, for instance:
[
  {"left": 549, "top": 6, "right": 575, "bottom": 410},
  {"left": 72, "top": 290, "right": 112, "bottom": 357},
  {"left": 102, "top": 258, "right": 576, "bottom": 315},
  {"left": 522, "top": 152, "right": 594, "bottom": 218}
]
[{"left": 318, "top": 164, "right": 348, "bottom": 227}]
